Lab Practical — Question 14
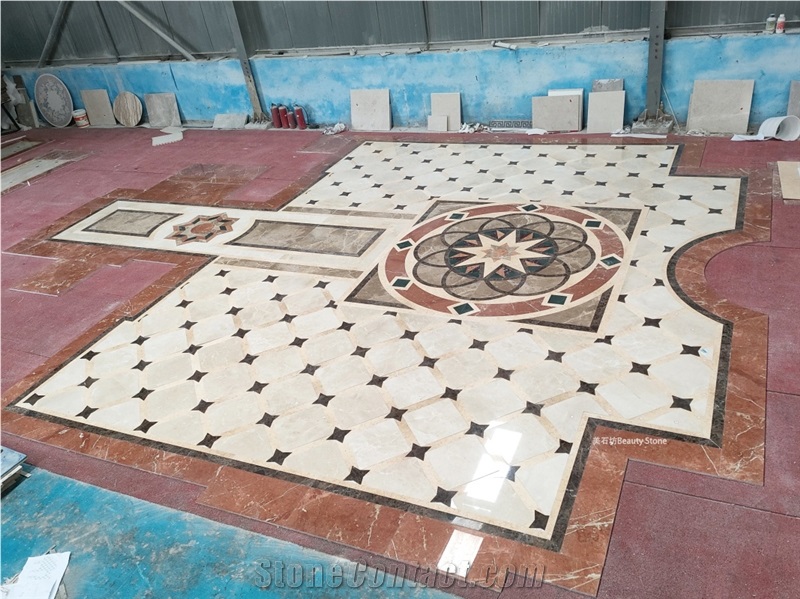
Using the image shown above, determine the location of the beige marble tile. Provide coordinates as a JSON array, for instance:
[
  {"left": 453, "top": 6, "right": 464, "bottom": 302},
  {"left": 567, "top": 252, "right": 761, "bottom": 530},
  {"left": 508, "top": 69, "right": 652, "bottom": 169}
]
[
  {"left": 384, "top": 368, "right": 444, "bottom": 409},
  {"left": 292, "top": 308, "right": 341, "bottom": 338},
  {"left": 327, "top": 386, "right": 389, "bottom": 429},
  {"left": 344, "top": 419, "right": 410, "bottom": 469},
  {"left": 142, "top": 413, "right": 206, "bottom": 448},
  {"left": 205, "top": 394, "right": 264, "bottom": 436},
  {"left": 427, "top": 436, "right": 505, "bottom": 489},
  {"left": 458, "top": 379, "right": 526, "bottom": 424},
  {"left": 196, "top": 337, "right": 247, "bottom": 372},
  {"left": 597, "top": 377, "right": 671, "bottom": 420},
  {"left": 456, "top": 478, "right": 533, "bottom": 529},
  {"left": 89, "top": 344, "right": 140, "bottom": 378},
  {"left": 516, "top": 454, "right": 571, "bottom": 513},
  {"left": 362, "top": 459, "right": 437, "bottom": 503},
  {"left": 483, "top": 414, "right": 558, "bottom": 464},
  {"left": 302, "top": 330, "right": 356, "bottom": 365},
  {"left": 365, "top": 339, "right": 422, "bottom": 376},
  {"left": 201, "top": 363, "right": 254, "bottom": 402},
  {"left": 511, "top": 362, "right": 579, "bottom": 404},
  {"left": 316, "top": 355, "right": 372, "bottom": 395},
  {"left": 144, "top": 381, "right": 198, "bottom": 421},
  {"left": 252, "top": 347, "right": 305, "bottom": 382},
  {"left": 214, "top": 426, "right": 273, "bottom": 463},
  {"left": 403, "top": 399, "right": 468, "bottom": 445},
  {"left": 271, "top": 405, "right": 334, "bottom": 451},
  {"left": 143, "top": 353, "right": 194, "bottom": 388},
  {"left": 541, "top": 394, "right": 609, "bottom": 441},
  {"left": 436, "top": 350, "right": 498, "bottom": 390},
  {"left": 263, "top": 375, "right": 317, "bottom": 414},
  {"left": 91, "top": 399, "right": 143, "bottom": 431},
  {"left": 283, "top": 441, "right": 352, "bottom": 481}
]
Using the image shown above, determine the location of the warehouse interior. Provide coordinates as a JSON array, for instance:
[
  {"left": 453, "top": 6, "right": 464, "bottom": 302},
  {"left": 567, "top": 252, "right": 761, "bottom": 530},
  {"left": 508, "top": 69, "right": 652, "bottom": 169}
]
[{"left": 1, "top": 1, "right": 799, "bottom": 597}]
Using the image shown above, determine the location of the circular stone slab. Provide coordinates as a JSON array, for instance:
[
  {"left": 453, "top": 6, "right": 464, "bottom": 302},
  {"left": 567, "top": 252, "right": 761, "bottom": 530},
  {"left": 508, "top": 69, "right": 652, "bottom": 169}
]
[
  {"left": 34, "top": 74, "right": 74, "bottom": 128},
  {"left": 113, "top": 92, "right": 143, "bottom": 127}
]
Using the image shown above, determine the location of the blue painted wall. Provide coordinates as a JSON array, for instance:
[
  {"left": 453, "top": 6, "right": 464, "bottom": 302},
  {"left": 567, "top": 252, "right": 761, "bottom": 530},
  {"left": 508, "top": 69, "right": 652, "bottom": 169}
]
[
  {"left": 9, "top": 33, "right": 800, "bottom": 129},
  {"left": 662, "top": 33, "right": 800, "bottom": 126},
  {"left": 11, "top": 61, "right": 252, "bottom": 124}
]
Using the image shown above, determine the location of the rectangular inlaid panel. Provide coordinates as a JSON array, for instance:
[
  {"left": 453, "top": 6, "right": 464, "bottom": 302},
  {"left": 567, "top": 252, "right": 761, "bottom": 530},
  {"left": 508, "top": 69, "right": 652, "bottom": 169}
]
[
  {"left": 85, "top": 209, "right": 182, "bottom": 237},
  {"left": 54, "top": 200, "right": 406, "bottom": 275},
  {"left": 229, "top": 221, "right": 383, "bottom": 257}
]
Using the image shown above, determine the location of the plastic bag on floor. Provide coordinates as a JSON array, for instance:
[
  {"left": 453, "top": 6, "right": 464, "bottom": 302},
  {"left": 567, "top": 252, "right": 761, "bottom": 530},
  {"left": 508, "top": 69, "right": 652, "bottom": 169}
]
[{"left": 323, "top": 123, "right": 346, "bottom": 135}]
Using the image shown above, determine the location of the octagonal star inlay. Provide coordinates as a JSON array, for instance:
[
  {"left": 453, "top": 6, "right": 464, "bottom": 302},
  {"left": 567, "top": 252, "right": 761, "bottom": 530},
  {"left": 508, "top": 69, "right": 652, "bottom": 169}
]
[{"left": 167, "top": 213, "right": 237, "bottom": 245}]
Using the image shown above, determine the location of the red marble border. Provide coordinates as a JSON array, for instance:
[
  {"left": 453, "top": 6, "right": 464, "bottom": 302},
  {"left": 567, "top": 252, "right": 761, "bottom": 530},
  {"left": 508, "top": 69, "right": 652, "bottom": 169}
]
[{"left": 1, "top": 136, "right": 768, "bottom": 595}]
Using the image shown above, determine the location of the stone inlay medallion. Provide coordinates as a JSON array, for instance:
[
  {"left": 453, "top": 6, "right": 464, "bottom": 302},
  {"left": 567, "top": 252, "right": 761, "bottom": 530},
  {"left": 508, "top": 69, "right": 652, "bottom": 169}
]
[
  {"left": 382, "top": 203, "right": 629, "bottom": 319},
  {"left": 168, "top": 213, "right": 238, "bottom": 245}
]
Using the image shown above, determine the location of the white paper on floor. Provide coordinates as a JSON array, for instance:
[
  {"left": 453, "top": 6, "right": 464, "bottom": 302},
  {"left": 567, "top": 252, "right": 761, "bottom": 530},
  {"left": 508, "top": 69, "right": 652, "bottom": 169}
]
[{"left": 4, "top": 552, "right": 70, "bottom": 599}]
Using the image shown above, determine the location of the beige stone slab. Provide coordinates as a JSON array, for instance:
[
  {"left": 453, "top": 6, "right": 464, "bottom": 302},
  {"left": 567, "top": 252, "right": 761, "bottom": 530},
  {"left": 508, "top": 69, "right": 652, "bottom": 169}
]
[
  {"left": 427, "top": 115, "right": 448, "bottom": 132},
  {"left": 80, "top": 89, "right": 116, "bottom": 126},
  {"left": 592, "top": 79, "right": 624, "bottom": 92},
  {"left": 532, "top": 95, "right": 581, "bottom": 132},
  {"left": 686, "top": 80, "right": 754, "bottom": 134},
  {"left": 144, "top": 93, "right": 181, "bottom": 128},
  {"left": 789, "top": 81, "right": 800, "bottom": 119},
  {"left": 549, "top": 88, "right": 584, "bottom": 128},
  {"left": 350, "top": 89, "right": 391, "bottom": 131},
  {"left": 587, "top": 90, "right": 626, "bottom": 134},
  {"left": 431, "top": 92, "right": 461, "bottom": 131},
  {"left": 777, "top": 161, "right": 800, "bottom": 201}
]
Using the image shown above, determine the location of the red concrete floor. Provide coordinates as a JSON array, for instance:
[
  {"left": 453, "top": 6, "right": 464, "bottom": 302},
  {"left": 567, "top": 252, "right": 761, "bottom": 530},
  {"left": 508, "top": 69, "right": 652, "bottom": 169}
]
[{"left": 1, "top": 128, "right": 798, "bottom": 598}]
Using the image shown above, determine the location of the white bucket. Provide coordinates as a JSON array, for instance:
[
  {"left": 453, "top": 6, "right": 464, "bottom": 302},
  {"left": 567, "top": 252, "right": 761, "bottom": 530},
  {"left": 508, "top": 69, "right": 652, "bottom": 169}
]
[{"left": 72, "top": 109, "right": 89, "bottom": 128}]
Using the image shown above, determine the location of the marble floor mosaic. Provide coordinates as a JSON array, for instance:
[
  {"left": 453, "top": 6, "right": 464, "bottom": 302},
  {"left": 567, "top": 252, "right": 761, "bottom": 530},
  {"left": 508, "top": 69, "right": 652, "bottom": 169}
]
[{"left": 11, "top": 142, "right": 745, "bottom": 547}]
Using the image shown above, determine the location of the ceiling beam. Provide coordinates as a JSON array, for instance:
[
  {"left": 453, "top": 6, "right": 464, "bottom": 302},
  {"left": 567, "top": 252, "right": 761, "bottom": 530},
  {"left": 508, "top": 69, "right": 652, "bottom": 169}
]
[
  {"left": 37, "top": 1, "right": 72, "bottom": 68},
  {"left": 116, "top": 1, "right": 197, "bottom": 62}
]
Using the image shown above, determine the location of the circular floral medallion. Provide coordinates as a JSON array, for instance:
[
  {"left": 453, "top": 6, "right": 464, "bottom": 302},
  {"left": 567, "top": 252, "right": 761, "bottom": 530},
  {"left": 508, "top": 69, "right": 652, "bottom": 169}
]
[
  {"left": 382, "top": 203, "right": 627, "bottom": 318},
  {"left": 34, "top": 74, "right": 73, "bottom": 128}
]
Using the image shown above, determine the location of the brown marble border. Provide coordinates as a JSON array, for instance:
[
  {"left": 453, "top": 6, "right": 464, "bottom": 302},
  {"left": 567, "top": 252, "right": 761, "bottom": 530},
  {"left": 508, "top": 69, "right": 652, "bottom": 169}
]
[{"left": 1, "top": 136, "right": 768, "bottom": 595}]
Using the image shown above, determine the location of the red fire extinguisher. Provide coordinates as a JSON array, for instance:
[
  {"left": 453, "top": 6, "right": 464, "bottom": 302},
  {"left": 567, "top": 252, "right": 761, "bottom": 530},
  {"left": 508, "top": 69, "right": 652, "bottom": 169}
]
[
  {"left": 278, "top": 105, "right": 290, "bottom": 128},
  {"left": 270, "top": 103, "right": 281, "bottom": 128},
  {"left": 286, "top": 108, "right": 297, "bottom": 129},
  {"left": 294, "top": 106, "right": 307, "bottom": 130}
]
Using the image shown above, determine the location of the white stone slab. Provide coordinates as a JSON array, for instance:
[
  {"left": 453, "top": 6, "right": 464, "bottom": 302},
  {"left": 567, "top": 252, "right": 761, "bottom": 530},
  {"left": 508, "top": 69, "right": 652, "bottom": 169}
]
[
  {"left": 587, "top": 90, "right": 626, "bottom": 134},
  {"left": 212, "top": 113, "right": 247, "bottom": 129},
  {"left": 350, "top": 89, "right": 391, "bottom": 131},
  {"left": 431, "top": 92, "right": 461, "bottom": 132},
  {"left": 549, "top": 88, "right": 584, "bottom": 128},
  {"left": 532, "top": 95, "right": 581, "bottom": 132},
  {"left": 427, "top": 115, "right": 448, "bottom": 132},
  {"left": 686, "top": 80, "right": 754, "bottom": 134},
  {"left": 592, "top": 79, "right": 624, "bottom": 92},
  {"left": 144, "top": 93, "right": 181, "bottom": 128},
  {"left": 80, "top": 89, "right": 115, "bottom": 126},
  {"left": 789, "top": 81, "right": 800, "bottom": 119}
]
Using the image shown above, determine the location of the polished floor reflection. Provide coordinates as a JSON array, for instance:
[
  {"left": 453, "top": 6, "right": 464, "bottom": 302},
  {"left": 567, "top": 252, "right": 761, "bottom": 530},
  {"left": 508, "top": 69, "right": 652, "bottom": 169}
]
[
  {"left": 14, "top": 142, "right": 740, "bottom": 543},
  {"left": 3, "top": 129, "right": 790, "bottom": 597}
]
